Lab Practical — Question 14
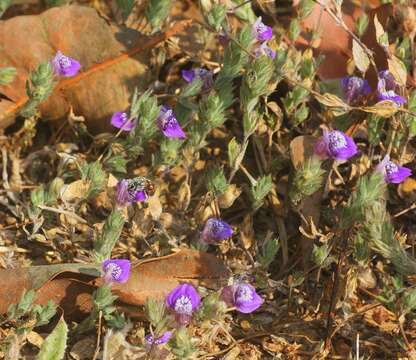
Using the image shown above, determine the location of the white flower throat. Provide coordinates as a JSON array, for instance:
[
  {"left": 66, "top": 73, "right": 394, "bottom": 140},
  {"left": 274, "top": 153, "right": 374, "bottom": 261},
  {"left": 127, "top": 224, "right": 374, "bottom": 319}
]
[{"left": 174, "top": 295, "right": 193, "bottom": 314}]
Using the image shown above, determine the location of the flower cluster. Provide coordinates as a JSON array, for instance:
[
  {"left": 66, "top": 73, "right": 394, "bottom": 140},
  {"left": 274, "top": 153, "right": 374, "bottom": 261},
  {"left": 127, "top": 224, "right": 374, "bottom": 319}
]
[
  {"left": 51, "top": 51, "right": 81, "bottom": 78},
  {"left": 376, "top": 155, "right": 411, "bottom": 184},
  {"left": 102, "top": 259, "right": 131, "bottom": 284},
  {"left": 182, "top": 68, "right": 214, "bottom": 91},
  {"left": 110, "top": 105, "right": 186, "bottom": 139},
  {"left": 341, "top": 70, "right": 406, "bottom": 106},
  {"left": 314, "top": 129, "right": 358, "bottom": 161},
  {"left": 165, "top": 281, "right": 263, "bottom": 326},
  {"left": 252, "top": 17, "right": 275, "bottom": 59},
  {"left": 200, "top": 217, "right": 233, "bottom": 244}
]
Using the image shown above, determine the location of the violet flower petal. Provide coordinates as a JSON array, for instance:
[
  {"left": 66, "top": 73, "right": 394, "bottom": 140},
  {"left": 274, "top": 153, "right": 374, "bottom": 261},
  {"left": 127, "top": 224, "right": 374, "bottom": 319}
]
[
  {"left": 145, "top": 331, "right": 172, "bottom": 345},
  {"left": 376, "top": 155, "right": 412, "bottom": 184},
  {"left": 233, "top": 283, "right": 263, "bottom": 313},
  {"left": 253, "top": 42, "right": 276, "bottom": 59},
  {"left": 252, "top": 17, "right": 273, "bottom": 41},
  {"left": 52, "top": 51, "right": 81, "bottom": 77},
  {"left": 157, "top": 106, "right": 186, "bottom": 139},
  {"left": 377, "top": 70, "right": 407, "bottom": 105},
  {"left": 341, "top": 76, "right": 371, "bottom": 104},
  {"left": 317, "top": 130, "right": 357, "bottom": 160},
  {"left": 166, "top": 283, "right": 201, "bottom": 315},
  {"left": 200, "top": 218, "right": 233, "bottom": 244},
  {"left": 111, "top": 112, "right": 135, "bottom": 132},
  {"left": 102, "top": 259, "right": 131, "bottom": 283}
]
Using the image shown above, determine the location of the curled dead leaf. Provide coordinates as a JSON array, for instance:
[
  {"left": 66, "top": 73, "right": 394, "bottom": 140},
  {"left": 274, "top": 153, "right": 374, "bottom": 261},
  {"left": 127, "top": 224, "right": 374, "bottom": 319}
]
[
  {"left": 362, "top": 100, "right": 399, "bottom": 117},
  {"left": 60, "top": 180, "right": 89, "bottom": 202},
  {"left": 218, "top": 184, "right": 242, "bottom": 209},
  {"left": 240, "top": 214, "right": 254, "bottom": 250}
]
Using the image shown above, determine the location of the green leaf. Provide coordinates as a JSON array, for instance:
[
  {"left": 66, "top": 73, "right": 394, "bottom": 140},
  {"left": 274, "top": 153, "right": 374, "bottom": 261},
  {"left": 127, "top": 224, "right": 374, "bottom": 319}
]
[
  {"left": 104, "top": 154, "right": 128, "bottom": 174},
  {"left": 207, "top": 166, "right": 228, "bottom": 195},
  {"left": 33, "top": 300, "right": 57, "bottom": 327},
  {"left": 146, "top": 0, "right": 172, "bottom": 32},
  {"left": 145, "top": 298, "right": 166, "bottom": 326},
  {"left": 252, "top": 175, "right": 272, "bottom": 209},
  {"left": 93, "top": 209, "right": 125, "bottom": 262},
  {"left": 0, "top": 66, "right": 16, "bottom": 85},
  {"left": 169, "top": 327, "right": 195, "bottom": 358},
  {"left": 258, "top": 238, "right": 279, "bottom": 268},
  {"left": 356, "top": 13, "right": 369, "bottom": 37},
  {"left": 35, "top": 318, "right": 68, "bottom": 360},
  {"left": 298, "top": 0, "right": 314, "bottom": 20},
  {"left": 205, "top": 4, "right": 226, "bottom": 31},
  {"left": 180, "top": 77, "right": 203, "bottom": 98},
  {"left": 289, "top": 19, "right": 301, "bottom": 42},
  {"left": 228, "top": 137, "right": 240, "bottom": 169},
  {"left": 80, "top": 161, "right": 107, "bottom": 199},
  {"left": 117, "top": 0, "right": 135, "bottom": 20}
]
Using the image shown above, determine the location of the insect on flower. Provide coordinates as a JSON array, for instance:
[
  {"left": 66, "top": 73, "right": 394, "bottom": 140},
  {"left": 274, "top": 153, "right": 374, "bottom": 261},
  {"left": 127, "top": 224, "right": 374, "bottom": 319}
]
[
  {"left": 51, "top": 51, "right": 81, "bottom": 77},
  {"left": 377, "top": 70, "right": 406, "bottom": 105},
  {"left": 111, "top": 112, "right": 136, "bottom": 132},
  {"left": 341, "top": 76, "right": 371, "bottom": 104},
  {"left": 166, "top": 283, "right": 201, "bottom": 325},
  {"left": 102, "top": 259, "right": 131, "bottom": 284},
  {"left": 221, "top": 283, "right": 263, "bottom": 314},
  {"left": 376, "top": 155, "right": 412, "bottom": 184},
  {"left": 200, "top": 218, "right": 233, "bottom": 244},
  {"left": 314, "top": 130, "right": 358, "bottom": 161},
  {"left": 116, "top": 177, "right": 155, "bottom": 206},
  {"left": 252, "top": 17, "right": 273, "bottom": 42},
  {"left": 157, "top": 106, "right": 186, "bottom": 139}
]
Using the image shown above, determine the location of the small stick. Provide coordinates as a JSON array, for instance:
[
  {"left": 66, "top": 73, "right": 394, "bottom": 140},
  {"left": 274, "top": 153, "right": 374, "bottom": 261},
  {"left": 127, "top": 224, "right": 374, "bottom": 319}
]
[{"left": 92, "top": 310, "right": 103, "bottom": 360}]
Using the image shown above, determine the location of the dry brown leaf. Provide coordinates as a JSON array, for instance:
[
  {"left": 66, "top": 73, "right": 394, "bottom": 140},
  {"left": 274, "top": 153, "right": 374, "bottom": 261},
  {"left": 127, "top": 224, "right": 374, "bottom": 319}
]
[
  {"left": 148, "top": 193, "right": 163, "bottom": 220},
  {"left": 240, "top": 213, "right": 254, "bottom": 250},
  {"left": 0, "top": 250, "right": 229, "bottom": 319},
  {"left": 60, "top": 179, "right": 89, "bottom": 202},
  {"left": 0, "top": 6, "right": 188, "bottom": 132},
  {"left": 218, "top": 184, "right": 242, "bottom": 209}
]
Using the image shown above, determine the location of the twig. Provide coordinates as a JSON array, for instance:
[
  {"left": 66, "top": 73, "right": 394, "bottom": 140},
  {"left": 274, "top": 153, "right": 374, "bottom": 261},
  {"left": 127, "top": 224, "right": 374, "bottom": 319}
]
[
  {"left": 92, "top": 310, "right": 103, "bottom": 360},
  {"left": 37, "top": 205, "right": 87, "bottom": 223},
  {"left": 393, "top": 203, "right": 416, "bottom": 218}
]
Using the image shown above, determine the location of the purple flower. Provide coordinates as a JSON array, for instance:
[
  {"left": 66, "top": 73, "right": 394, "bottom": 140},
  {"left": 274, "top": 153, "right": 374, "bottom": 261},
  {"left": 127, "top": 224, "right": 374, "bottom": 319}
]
[
  {"left": 341, "top": 76, "right": 371, "bottom": 104},
  {"left": 252, "top": 17, "right": 273, "bottom": 42},
  {"left": 111, "top": 112, "right": 136, "bottom": 132},
  {"left": 376, "top": 155, "right": 412, "bottom": 184},
  {"left": 145, "top": 331, "right": 172, "bottom": 345},
  {"left": 166, "top": 284, "right": 201, "bottom": 325},
  {"left": 102, "top": 259, "right": 131, "bottom": 283},
  {"left": 157, "top": 106, "right": 186, "bottom": 139},
  {"left": 51, "top": 51, "right": 81, "bottom": 77},
  {"left": 253, "top": 42, "right": 276, "bottom": 59},
  {"left": 221, "top": 283, "right": 263, "bottom": 314},
  {"left": 314, "top": 130, "right": 358, "bottom": 161},
  {"left": 200, "top": 218, "right": 233, "bottom": 244},
  {"left": 181, "top": 68, "right": 213, "bottom": 90},
  {"left": 116, "top": 178, "right": 149, "bottom": 206},
  {"left": 377, "top": 70, "right": 406, "bottom": 105}
]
